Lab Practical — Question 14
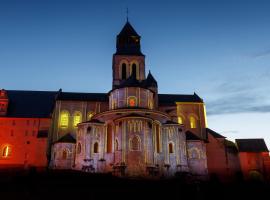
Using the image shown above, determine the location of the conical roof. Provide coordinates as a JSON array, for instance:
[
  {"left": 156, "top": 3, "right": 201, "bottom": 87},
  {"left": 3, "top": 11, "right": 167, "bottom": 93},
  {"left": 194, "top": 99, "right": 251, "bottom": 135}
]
[
  {"left": 116, "top": 21, "right": 143, "bottom": 56},
  {"left": 145, "top": 71, "right": 158, "bottom": 87},
  {"left": 118, "top": 21, "right": 140, "bottom": 37}
]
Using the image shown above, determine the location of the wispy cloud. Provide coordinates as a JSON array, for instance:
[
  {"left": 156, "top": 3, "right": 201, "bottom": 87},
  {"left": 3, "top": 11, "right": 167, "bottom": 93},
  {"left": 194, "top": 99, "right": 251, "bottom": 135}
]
[
  {"left": 206, "top": 80, "right": 270, "bottom": 115},
  {"left": 250, "top": 48, "right": 270, "bottom": 59}
]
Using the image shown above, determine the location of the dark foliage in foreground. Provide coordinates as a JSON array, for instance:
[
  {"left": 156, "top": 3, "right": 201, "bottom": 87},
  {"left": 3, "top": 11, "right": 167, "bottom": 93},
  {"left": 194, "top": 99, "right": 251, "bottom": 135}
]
[{"left": 0, "top": 169, "right": 270, "bottom": 200}]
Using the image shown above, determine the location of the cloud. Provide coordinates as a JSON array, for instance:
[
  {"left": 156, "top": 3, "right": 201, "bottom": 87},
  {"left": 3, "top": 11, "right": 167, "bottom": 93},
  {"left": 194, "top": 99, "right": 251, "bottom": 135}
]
[
  {"left": 206, "top": 80, "right": 270, "bottom": 115},
  {"left": 251, "top": 48, "right": 270, "bottom": 59}
]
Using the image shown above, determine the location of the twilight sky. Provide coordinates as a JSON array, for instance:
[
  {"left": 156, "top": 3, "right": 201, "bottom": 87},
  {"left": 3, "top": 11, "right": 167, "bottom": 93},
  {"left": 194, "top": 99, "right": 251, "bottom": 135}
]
[{"left": 0, "top": 0, "right": 270, "bottom": 146}]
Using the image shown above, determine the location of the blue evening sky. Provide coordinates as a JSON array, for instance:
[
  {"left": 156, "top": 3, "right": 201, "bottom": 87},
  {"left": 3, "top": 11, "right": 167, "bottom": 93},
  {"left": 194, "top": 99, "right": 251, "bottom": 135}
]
[{"left": 0, "top": 0, "right": 270, "bottom": 145}]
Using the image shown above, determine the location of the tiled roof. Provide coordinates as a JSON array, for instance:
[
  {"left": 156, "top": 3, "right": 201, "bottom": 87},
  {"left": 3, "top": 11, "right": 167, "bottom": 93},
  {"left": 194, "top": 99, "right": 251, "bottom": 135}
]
[
  {"left": 5, "top": 90, "right": 57, "bottom": 118},
  {"left": 158, "top": 93, "right": 203, "bottom": 106},
  {"left": 235, "top": 139, "right": 269, "bottom": 152}
]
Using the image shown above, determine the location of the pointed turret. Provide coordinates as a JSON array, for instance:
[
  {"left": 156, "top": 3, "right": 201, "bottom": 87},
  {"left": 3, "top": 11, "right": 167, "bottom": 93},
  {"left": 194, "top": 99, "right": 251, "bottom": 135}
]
[
  {"left": 145, "top": 71, "right": 158, "bottom": 87},
  {"left": 116, "top": 21, "right": 143, "bottom": 55},
  {"left": 145, "top": 71, "right": 158, "bottom": 109}
]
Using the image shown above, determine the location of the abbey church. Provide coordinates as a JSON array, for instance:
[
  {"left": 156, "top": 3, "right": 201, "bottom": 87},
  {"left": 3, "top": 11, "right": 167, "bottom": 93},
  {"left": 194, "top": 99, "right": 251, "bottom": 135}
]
[{"left": 1, "top": 21, "right": 270, "bottom": 181}]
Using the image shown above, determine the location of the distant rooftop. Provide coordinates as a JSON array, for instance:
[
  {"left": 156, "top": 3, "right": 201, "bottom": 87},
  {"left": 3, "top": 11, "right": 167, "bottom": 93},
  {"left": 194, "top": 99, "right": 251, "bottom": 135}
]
[{"left": 236, "top": 139, "right": 269, "bottom": 152}]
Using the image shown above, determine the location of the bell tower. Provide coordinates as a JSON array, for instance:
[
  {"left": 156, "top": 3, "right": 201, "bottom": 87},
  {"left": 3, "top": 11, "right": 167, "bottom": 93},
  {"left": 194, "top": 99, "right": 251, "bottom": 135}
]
[{"left": 112, "top": 21, "right": 146, "bottom": 89}]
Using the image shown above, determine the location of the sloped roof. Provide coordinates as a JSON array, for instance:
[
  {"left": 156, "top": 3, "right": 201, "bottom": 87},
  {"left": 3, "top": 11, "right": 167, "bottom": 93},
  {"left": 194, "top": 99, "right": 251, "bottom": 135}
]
[
  {"left": 163, "top": 120, "right": 179, "bottom": 125},
  {"left": 206, "top": 128, "right": 226, "bottom": 139},
  {"left": 225, "top": 139, "right": 238, "bottom": 153},
  {"left": 145, "top": 71, "right": 157, "bottom": 87},
  {"left": 158, "top": 93, "right": 203, "bottom": 106},
  {"left": 2, "top": 90, "right": 205, "bottom": 118},
  {"left": 55, "top": 134, "right": 76, "bottom": 144},
  {"left": 235, "top": 139, "right": 269, "bottom": 152},
  {"left": 118, "top": 21, "right": 140, "bottom": 37},
  {"left": 186, "top": 131, "right": 201, "bottom": 141},
  {"left": 5, "top": 90, "right": 57, "bottom": 118}
]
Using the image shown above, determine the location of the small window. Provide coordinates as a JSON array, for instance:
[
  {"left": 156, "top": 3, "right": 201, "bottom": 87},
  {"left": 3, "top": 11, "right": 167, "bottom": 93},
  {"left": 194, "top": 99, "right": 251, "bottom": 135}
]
[
  {"left": 190, "top": 116, "right": 196, "bottom": 129},
  {"left": 169, "top": 143, "right": 174, "bottom": 153},
  {"left": 121, "top": 63, "right": 127, "bottom": 79},
  {"left": 77, "top": 143, "right": 82, "bottom": 154},
  {"left": 178, "top": 116, "right": 183, "bottom": 124},
  {"left": 60, "top": 111, "right": 69, "bottom": 128},
  {"left": 94, "top": 142, "right": 99, "bottom": 153},
  {"left": 128, "top": 96, "right": 137, "bottom": 107},
  {"left": 73, "top": 111, "right": 82, "bottom": 127},
  {"left": 2, "top": 145, "right": 11, "bottom": 158}
]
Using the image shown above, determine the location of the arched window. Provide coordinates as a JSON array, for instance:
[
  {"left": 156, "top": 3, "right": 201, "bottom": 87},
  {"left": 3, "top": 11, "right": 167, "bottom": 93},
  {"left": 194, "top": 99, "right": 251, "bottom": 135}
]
[
  {"left": 94, "top": 142, "right": 99, "bottom": 153},
  {"left": 87, "top": 112, "right": 94, "bottom": 120},
  {"left": 77, "top": 143, "right": 82, "bottom": 154},
  {"left": 2, "top": 145, "right": 11, "bottom": 158},
  {"left": 73, "top": 111, "right": 82, "bottom": 127},
  {"left": 127, "top": 96, "right": 137, "bottom": 107},
  {"left": 189, "top": 116, "right": 197, "bottom": 129},
  {"left": 115, "top": 139, "right": 119, "bottom": 151},
  {"left": 60, "top": 111, "right": 69, "bottom": 128},
  {"left": 62, "top": 149, "right": 68, "bottom": 159},
  {"left": 121, "top": 63, "right": 127, "bottom": 79},
  {"left": 169, "top": 143, "right": 174, "bottom": 153},
  {"left": 178, "top": 116, "right": 183, "bottom": 124},
  {"left": 130, "top": 136, "right": 140, "bottom": 151},
  {"left": 107, "top": 124, "right": 113, "bottom": 153},
  {"left": 132, "top": 63, "right": 136, "bottom": 75}
]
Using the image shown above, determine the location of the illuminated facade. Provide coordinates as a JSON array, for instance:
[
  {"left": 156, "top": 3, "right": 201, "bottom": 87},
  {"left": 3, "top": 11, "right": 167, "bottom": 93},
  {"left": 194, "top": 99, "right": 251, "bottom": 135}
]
[
  {"left": 1, "top": 21, "right": 269, "bottom": 181},
  {"left": 48, "top": 21, "right": 209, "bottom": 177}
]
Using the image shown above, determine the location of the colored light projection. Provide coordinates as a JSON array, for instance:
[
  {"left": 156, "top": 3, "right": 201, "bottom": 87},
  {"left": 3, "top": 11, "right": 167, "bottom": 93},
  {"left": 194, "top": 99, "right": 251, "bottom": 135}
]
[{"left": 128, "top": 97, "right": 137, "bottom": 107}]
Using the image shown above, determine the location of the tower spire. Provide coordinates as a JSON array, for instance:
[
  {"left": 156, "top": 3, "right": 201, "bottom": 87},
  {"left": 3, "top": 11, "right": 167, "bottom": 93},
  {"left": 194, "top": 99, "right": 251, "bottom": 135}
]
[{"left": 126, "top": 7, "right": 129, "bottom": 22}]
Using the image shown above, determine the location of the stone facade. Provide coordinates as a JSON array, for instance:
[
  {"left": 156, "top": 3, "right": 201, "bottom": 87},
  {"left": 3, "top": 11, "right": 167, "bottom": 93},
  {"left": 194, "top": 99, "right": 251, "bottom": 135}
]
[{"left": 49, "top": 21, "right": 209, "bottom": 178}]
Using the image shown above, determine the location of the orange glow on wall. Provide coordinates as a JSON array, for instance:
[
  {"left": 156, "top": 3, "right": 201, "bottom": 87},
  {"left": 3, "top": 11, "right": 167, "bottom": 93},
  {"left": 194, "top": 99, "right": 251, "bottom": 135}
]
[{"left": 128, "top": 97, "right": 137, "bottom": 107}]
